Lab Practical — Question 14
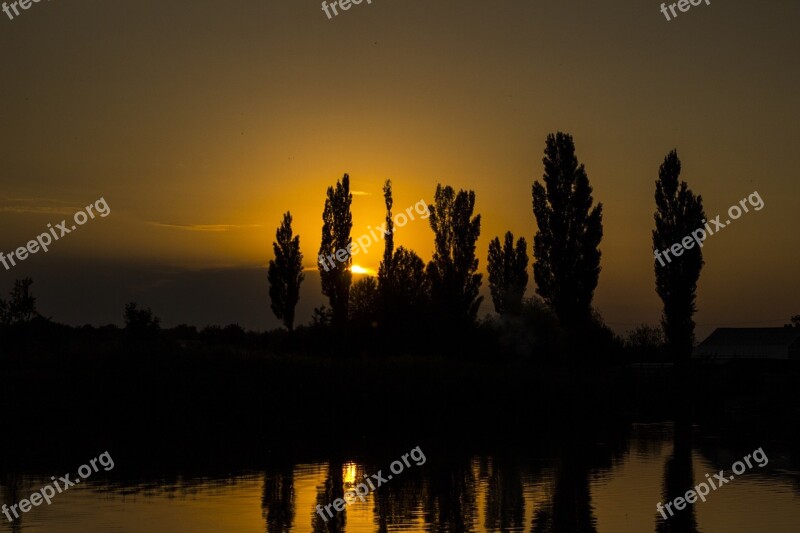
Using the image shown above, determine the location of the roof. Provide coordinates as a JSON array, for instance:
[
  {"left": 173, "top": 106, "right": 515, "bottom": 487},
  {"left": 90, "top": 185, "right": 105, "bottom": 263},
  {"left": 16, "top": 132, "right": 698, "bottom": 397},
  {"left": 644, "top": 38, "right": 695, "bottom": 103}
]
[{"left": 694, "top": 328, "right": 800, "bottom": 359}]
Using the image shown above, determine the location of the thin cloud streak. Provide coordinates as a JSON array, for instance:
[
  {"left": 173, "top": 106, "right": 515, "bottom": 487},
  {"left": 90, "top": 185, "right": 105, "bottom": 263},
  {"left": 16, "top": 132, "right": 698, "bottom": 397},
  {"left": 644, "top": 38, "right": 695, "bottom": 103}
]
[
  {"left": 148, "top": 222, "right": 263, "bottom": 232},
  {"left": 0, "top": 196, "right": 81, "bottom": 215}
]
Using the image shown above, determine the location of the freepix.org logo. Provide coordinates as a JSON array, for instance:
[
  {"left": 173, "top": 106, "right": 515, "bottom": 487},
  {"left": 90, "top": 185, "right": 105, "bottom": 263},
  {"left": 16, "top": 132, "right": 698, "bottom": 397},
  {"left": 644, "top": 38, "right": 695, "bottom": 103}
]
[
  {"left": 2, "top": 452, "right": 115, "bottom": 523},
  {"left": 321, "top": 0, "right": 374, "bottom": 20},
  {"left": 0, "top": 197, "right": 111, "bottom": 272},
  {"left": 2, "top": 0, "right": 52, "bottom": 22},
  {"left": 659, "top": 0, "right": 712, "bottom": 22}
]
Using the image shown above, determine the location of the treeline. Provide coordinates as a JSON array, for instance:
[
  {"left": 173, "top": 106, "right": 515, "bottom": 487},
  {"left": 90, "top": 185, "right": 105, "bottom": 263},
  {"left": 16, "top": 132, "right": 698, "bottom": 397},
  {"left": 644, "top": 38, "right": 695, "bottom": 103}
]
[
  {"left": 2, "top": 132, "right": 794, "bottom": 364},
  {"left": 266, "top": 132, "right": 712, "bottom": 364},
  {"left": 0, "top": 284, "right": 264, "bottom": 356}
]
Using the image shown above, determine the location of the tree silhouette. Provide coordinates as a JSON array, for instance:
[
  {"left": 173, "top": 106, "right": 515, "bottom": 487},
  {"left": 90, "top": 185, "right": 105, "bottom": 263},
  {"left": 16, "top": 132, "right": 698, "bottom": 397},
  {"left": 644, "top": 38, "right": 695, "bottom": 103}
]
[
  {"left": 349, "top": 276, "right": 379, "bottom": 327},
  {"left": 0, "top": 278, "right": 40, "bottom": 326},
  {"left": 377, "top": 179, "right": 395, "bottom": 327},
  {"left": 426, "top": 184, "right": 482, "bottom": 326},
  {"left": 624, "top": 324, "right": 666, "bottom": 362},
  {"left": 653, "top": 150, "right": 705, "bottom": 364},
  {"left": 532, "top": 132, "right": 603, "bottom": 329},
  {"left": 124, "top": 302, "right": 160, "bottom": 340},
  {"left": 268, "top": 211, "right": 304, "bottom": 331},
  {"left": 311, "top": 305, "right": 333, "bottom": 328},
  {"left": 389, "top": 247, "right": 428, "bottom": 314},
  {"left": 382, "top": 246, "right": 429, "bottom": 334},
  {"left": 318, "top": 174, "right": 353, "bottom": 328},
  {"left": 487, "top": 231, "right": 528, "bottom": 315},
  {"left": 378, "top": 180, "right": 429, "bottom": 330},
  {"left": 377, "top": 179, "right": 394, "bottom": 305}
]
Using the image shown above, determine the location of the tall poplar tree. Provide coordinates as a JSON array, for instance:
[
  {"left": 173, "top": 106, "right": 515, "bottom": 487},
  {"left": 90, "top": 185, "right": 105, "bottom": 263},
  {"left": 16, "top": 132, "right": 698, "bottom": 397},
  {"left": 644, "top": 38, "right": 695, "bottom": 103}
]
[
  {"left": 652, "top": 150, "right": 705, "bottom": 364},
  {"left": 426, "top": 184, "right": 482, "bottom": 326},
  {"left": 532, "top": 132, "right": 603, "bottom": 329},
  {"left": 318, "top": 174, "right": 353, "bottom": 328},
  {"left": 268, "top": 211, "right": 304, "bottom": 331},
  {"left": 377, "top": 179, "right": 394, "bottom": 308}
]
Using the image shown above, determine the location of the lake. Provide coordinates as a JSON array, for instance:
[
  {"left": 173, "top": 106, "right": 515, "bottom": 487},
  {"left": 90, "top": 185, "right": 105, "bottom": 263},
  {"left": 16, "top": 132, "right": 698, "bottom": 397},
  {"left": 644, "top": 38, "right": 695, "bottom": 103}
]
[{"left": 1, "top": 422, "right": 797, "bottom": 532}]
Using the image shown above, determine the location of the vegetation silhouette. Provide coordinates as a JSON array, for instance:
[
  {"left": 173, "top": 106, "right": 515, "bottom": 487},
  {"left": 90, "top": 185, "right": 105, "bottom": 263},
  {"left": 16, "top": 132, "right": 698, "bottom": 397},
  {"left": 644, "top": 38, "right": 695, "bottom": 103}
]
[
  {"left": 532, "top": 132, "right": 603, "bottom": 331},
  {"left": 268, "top": 211, "right": 304, "bottom": 332},
  {"left": 0, "top": 132, "right": 798, "bottom": 533},
  {"left": 623, "top": 324, "right": 668, "bottom": 363},
  {"left": 426, "top": 183, "right": 483, "bottom": 330},
  {"left": 0, "top": 277, "right": 40, "bottom": 326},
  {"left": 377, "top": 180, "right": 430, "bottom": 335},
  {"left": 348, "top": 276, "right": 379, "bottom": 329},
  {"left": 124, "top": 301, "right": 161, "bottom": 342},
  {"left": 487, "top": 231, "right": 529, "bottom": 316},
  {"left": 653, "top": 150, "right": 706, "bottom": 367},
  {"left": 377, "top": 178, "right": 396, "bottom": 307},
  {"left": 318, "top": 173, "right": 353, "bottom": 329},
  {"left": 380, "top": 246, "right": 429, "bottom": 332}
]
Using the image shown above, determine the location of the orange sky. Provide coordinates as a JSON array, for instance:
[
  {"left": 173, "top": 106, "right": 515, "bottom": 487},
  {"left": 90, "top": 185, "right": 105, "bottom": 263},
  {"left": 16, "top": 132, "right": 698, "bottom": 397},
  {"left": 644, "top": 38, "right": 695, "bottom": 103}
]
[{"left": 0, "top": 0, "right": 798, "bottom": 334}]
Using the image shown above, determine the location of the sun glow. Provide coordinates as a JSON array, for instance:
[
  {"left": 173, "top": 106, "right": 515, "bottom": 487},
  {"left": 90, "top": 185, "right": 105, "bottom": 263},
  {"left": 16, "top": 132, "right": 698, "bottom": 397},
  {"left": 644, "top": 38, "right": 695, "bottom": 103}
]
[{"left": 350, "top": 264, "right": 373, "bottom": 275}]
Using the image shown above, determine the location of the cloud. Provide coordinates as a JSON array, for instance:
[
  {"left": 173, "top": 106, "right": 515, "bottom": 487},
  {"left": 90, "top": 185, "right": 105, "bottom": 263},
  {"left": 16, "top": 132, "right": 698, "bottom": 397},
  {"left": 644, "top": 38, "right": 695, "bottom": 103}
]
[
  {"left": 148, "top": 222, "right": 262, "bottom": 232},
  {"left": 0, "top": 196, "right": 79, "bottom": 215},
  {"left": 351, "top": 190, "right": 370, "bottom": 196}
]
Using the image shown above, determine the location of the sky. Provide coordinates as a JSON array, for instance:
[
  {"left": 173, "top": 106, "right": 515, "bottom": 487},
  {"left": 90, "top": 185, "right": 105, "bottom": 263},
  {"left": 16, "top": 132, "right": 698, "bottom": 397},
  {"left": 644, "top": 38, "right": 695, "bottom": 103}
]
[{"left": 1, "top": 0, "right": 798, "bottom": 337}]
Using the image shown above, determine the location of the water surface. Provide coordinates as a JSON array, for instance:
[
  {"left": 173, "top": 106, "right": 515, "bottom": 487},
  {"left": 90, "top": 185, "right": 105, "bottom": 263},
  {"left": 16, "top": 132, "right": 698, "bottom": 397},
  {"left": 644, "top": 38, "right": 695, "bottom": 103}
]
[{"left": 1, "top": 423, "right": 797, "bottom": 532}]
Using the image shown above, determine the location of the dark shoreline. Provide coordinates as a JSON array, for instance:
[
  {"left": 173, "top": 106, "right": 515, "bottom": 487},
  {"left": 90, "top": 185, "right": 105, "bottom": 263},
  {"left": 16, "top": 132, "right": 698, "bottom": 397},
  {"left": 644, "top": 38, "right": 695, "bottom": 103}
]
[{"left": 1, "top": 344, "right": 797, "bottom": 475}]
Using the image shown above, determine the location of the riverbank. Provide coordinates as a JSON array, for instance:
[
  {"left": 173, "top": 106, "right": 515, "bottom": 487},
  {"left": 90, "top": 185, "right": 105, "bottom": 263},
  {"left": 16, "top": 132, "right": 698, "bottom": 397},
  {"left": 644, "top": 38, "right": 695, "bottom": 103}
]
[{"left": 1, "top": 345, "right": 797, "bottom": 473}]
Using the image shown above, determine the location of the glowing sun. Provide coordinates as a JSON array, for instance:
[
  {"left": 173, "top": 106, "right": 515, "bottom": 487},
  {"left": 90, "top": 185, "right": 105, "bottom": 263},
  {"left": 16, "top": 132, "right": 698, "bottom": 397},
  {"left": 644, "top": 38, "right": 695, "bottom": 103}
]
[{"left": 350, "top": 265, "right": 372, "bottom": 275}]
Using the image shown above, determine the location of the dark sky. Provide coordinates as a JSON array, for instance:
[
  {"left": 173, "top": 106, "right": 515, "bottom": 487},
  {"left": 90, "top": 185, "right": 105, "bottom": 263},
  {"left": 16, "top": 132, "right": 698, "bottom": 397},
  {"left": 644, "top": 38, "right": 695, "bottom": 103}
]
[{"left": 1, "top": 0, "right": 798, "bottom": 336}]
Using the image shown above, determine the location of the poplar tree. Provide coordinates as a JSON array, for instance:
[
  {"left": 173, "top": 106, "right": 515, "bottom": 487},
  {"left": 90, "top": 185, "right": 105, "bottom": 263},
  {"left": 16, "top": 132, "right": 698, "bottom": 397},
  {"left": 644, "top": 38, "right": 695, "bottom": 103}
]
[
  {"left": 377, "top": 179, "right": 394, "bottom": 308},
  {"left": 653, "top": 150, "right": 706, "bottom": 364},
  {"left": 268, "top": 211, "right": 304, "bottom": 331},
  {"left": 426, "top": 184, "right": 482, "bottom": 326},
  {"left": 318, "top": 174, "right": 353, "bottom": 328},
  {"left": 532, "top": 132, "right": 603, "bottom": 329}
]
